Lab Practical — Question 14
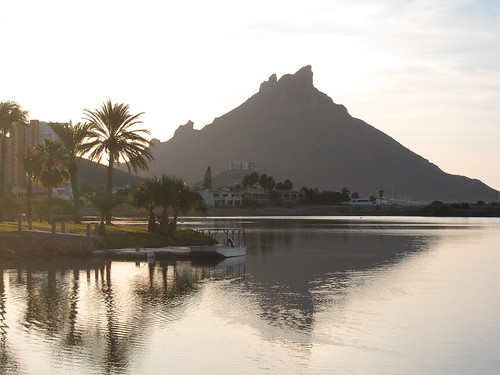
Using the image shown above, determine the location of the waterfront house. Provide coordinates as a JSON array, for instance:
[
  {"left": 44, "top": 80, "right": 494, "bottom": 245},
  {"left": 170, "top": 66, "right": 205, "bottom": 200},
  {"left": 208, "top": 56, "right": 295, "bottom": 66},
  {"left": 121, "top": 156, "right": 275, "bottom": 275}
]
[{"left": 199, "top": 189, "right": 243, "bottom": 207}]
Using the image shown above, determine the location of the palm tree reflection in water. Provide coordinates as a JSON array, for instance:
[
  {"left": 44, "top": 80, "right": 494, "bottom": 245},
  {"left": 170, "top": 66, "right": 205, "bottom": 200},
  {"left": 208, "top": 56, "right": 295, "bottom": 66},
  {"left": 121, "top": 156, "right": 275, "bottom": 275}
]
[
  {"left": 1, "top": 268, "right": 21, "bottom": 373},
  {"left": 0, "top": 259, "right": 236, "bottom": 374}
]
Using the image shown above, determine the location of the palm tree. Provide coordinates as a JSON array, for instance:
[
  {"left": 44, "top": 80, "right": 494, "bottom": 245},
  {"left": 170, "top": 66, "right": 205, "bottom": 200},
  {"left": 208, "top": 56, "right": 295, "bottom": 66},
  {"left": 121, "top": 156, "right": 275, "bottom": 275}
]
[
  {"left": 130, "top": 175, "right": 207, "bottom": 237},
  {"left": 49, "top": 121, "right": 93, "bottom": 223},
  {"left": 0, "top": 101, "right": 29, "bottom": 221},
  {"left": 169, "top": 187, "right": 207, "bottom": 236},
  {"left": 83, "top": 100, "right": 154, "bottom": 224},
  {"left": 36, "top": 139, "right": 70, "bottom": 223},
  {"left": 155, "top": 175, "right": 184, "bottom": 235},
  {"left": 17, "top": 147, "right": 41, "bottom": 223},
  {"left": 88, "top": 189, "right": 124, "bottom": 236},
  {"left": 130, "top": 178, "right": 160, "bottom": 232}
]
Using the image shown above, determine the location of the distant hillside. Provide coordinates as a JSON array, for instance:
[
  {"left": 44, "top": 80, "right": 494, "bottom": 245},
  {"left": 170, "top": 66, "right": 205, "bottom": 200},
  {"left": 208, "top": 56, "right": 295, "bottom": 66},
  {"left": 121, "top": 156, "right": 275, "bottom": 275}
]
[
  {"left": 141, "top": 66, "right": 498, "bottom": 203},
  {"left": 76, "top": 159, "right": 143, "bottom": 188}
]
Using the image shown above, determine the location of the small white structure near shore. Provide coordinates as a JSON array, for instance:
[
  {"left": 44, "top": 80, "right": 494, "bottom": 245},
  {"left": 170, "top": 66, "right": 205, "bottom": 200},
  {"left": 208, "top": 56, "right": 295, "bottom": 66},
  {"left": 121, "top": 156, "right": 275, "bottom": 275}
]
[
  {"left": 344, "top": 198, "right": 375, "bottom": 206},
  {"left": 199, "top": 189, "right": 243, "bottom": 207},
  {"left": 343, "top": 197, "right": 389, "bottom": 205}
]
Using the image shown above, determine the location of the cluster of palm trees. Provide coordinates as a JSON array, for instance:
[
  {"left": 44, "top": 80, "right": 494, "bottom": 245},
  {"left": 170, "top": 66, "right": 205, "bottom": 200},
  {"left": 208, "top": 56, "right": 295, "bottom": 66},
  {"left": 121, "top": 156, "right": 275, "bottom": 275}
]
[
  {"left": 1, "top": 99, "right": 202, "bottom": 236},
  {"left": 130, "top": 175, "right": 207, "bottom": 237}
]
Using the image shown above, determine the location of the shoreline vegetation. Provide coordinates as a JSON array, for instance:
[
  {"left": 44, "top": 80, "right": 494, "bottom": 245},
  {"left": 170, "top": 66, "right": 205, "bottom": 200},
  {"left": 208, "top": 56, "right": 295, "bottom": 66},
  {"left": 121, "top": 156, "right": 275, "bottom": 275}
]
[{"left": 0, "top": 222, "right": 216, "bottom": 262}]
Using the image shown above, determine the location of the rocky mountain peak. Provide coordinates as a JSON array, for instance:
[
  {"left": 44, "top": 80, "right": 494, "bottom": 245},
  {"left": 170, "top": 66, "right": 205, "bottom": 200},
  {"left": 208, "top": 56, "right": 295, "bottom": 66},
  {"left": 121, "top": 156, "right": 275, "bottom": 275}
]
[
  {"left": 259, "top": 73, "right": 277, "bottom": 92},
  {"left": 259, "top": 65, "right": 314, "bottom": 94},
  {"left": 173, "top": 120, "right": 195, "bottom": 138}
]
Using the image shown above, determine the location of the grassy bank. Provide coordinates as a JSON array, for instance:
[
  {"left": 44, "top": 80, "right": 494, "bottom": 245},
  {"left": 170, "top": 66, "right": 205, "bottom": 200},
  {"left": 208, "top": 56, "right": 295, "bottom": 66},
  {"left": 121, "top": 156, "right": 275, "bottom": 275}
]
[
  {"left": 0, "top": 221, "right": 217, "bottom": 258},
  {"left": 92, "top": 226, "right": 217, "bottom": 249}
]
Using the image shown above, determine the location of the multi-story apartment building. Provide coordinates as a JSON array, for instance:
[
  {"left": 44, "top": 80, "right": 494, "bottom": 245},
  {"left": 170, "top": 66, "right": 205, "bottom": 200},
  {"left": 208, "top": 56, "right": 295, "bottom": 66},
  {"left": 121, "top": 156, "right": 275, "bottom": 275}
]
[
  {"left": 229, "top": 161, "right": 256, "bottom": 171},
  {"left": 7, "top": 120, "right": 60, "bottom": 188}
]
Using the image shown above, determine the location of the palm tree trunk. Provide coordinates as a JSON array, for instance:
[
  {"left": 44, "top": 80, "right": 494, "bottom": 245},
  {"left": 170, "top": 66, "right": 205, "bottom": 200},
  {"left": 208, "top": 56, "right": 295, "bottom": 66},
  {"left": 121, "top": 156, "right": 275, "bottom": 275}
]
[
  {"left": 47, "top": 186, "right": 53, "bottom": 224},
  {"left": 168, "top": 207, "right": 182, "bottom": 237},
  {"left": 106, "top": 159, "right": 114, "bottom": 225},
  {"left": 27, "top": 177, "right": 33, "bottom": 223},
  {"left": 0, "top": 135, "right": 7, "bottom": 222},
  {"left": 167, "top": 221, "right": 177, "bottom": 238},
  {"left": 159, "top": 204, "right": 169, "bottom": 235},
  {"left": 69, "top": 161, "right": 80, "bottom": 223},
  {"left": 147, "top": 206, "right": 156, "bottom": 232}
]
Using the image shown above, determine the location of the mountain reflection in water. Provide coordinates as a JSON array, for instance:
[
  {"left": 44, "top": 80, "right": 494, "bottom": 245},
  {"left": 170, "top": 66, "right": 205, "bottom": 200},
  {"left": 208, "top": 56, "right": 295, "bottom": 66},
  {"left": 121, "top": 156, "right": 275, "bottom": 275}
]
[{"left": 1, "top": 217, "right": 499, "bottom": 375}]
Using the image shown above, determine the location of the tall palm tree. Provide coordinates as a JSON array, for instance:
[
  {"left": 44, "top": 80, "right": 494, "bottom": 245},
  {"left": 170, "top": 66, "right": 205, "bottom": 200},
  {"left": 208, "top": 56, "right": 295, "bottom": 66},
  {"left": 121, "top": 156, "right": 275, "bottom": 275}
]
[
  {"left": 17, "top": 147, "right": 41, "bottom": 223},
  {"left": 83, "top": 100, "right": 153, "bottom": 224},
  {"left": 36, "top": 139, "right": 70, "bottom": 223},
  {"left": 49, "top": 121, "right": 93, "bottom": 223},
  {"left": 0, "top": 101, "right": 29, "bottom": 221}
]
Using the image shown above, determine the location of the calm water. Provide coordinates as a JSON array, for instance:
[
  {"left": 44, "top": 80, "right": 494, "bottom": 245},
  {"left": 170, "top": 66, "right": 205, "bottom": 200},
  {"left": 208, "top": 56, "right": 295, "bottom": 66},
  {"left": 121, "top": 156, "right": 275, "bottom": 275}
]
[{"left": 1, "top": 216, "right": 500, "bottom": 374}]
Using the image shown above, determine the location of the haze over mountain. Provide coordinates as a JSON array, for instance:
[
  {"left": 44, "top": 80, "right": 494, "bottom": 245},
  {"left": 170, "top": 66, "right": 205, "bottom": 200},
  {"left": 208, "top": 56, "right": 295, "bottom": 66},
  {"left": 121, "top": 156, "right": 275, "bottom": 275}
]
[{"left": 145, "top": 66, "right": 498, "bottom": 203}]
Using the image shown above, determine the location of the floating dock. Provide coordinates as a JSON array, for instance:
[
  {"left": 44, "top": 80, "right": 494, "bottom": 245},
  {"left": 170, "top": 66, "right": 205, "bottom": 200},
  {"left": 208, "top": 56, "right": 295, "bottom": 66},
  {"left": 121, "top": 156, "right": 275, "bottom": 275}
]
[
  {"left": 92, "top": 245, "right": 246, "bottom": 260},
  {"left": 92, "top": 246, "right": 192, "bottom": 259}
]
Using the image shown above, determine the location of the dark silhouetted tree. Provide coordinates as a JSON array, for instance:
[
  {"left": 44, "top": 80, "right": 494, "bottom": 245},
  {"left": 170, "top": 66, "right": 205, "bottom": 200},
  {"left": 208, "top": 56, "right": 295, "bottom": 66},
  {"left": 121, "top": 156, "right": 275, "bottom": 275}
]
[
  {"left": 202, "top": 166, "right": 212, "bottom": 189},
  {"left": 276, "top": 179, "right": 293, "bottom": 190},
  {"left": 130, "top": 178, "right": 160, "bottom": 232},
  {"left": 259, "top": 173, "right": 275, "bottom": 191},
  {"left": 242, "top": 172, "right": 259, "bottom": 188},
  {"left": 36, "top": 139, "right": 70, "bottom": 223},
  {"left": 49, "top": 121, "right": 93, "bottom": 223}
]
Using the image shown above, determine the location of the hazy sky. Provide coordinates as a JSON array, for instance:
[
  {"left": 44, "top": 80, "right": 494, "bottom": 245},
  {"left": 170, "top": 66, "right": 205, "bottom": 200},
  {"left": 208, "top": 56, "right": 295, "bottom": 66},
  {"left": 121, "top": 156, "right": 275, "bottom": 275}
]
[{"left": 2, "top": 0, "right": 499, "bottom": 190}]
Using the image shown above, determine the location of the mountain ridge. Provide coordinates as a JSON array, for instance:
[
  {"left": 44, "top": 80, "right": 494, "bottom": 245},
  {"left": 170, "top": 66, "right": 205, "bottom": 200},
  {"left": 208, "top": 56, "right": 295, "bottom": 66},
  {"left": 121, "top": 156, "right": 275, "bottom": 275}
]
[{"left": 142, "top": 66, "right": 498, "bottom": 203}]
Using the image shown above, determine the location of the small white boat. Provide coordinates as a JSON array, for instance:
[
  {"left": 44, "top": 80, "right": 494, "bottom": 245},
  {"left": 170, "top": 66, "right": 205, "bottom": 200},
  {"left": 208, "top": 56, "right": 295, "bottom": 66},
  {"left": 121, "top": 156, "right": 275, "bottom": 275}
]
[
  {"left": 190, "top": 244, "right": 246, "bottom": 258},
  {"left": 190, "top": 228, "right": 247, "bottom": 258}
]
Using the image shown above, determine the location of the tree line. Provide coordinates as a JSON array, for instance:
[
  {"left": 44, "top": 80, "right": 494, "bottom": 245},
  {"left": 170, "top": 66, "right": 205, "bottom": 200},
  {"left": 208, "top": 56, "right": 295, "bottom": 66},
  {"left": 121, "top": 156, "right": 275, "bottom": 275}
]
[
  {"left": 235, "top": 172, "right": 384, "bottom": 205},
  {"left": 235, "top": 172, "right": 293, "bottom": 191},
  {"left": 0, "top": 100, "right": 204, "bottom": 237}
]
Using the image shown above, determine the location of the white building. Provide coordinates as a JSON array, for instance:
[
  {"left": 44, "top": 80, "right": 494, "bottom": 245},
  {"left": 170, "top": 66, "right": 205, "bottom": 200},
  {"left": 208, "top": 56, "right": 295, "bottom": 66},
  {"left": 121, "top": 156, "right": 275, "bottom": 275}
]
[
  {"left": 229, "top": 161, "right": 256, "bottom": 171},
  {"left": 199, "top": 189, "right": 243, "bottom": 207}
]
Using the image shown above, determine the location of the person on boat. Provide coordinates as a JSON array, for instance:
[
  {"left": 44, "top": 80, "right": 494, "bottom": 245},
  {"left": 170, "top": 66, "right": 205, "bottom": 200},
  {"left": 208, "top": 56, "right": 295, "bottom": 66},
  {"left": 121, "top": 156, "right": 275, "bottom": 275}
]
[{"left": 224, "top": 238, "right": 235, "bottom": 247}]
